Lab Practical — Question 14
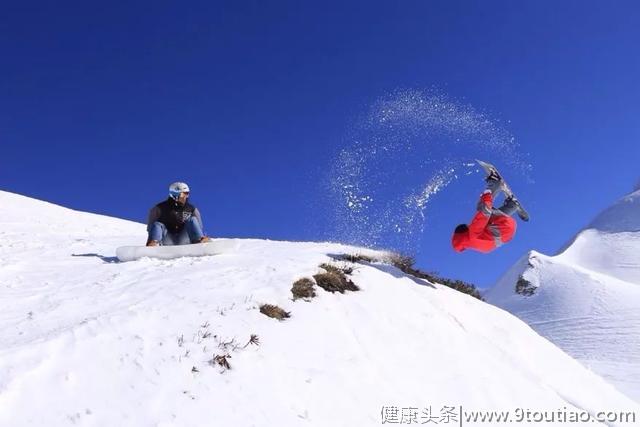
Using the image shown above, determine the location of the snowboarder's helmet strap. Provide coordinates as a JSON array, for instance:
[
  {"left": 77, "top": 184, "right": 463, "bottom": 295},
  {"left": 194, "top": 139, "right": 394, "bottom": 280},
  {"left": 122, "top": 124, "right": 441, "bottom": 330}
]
[{"left": 169, "top": 182, "right": 190, "bottom": 200}]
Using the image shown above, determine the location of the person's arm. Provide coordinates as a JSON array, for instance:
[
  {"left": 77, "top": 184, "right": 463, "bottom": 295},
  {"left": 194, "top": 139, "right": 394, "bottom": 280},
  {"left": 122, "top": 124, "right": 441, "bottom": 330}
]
[
  {"left": 147, "top": 206, "right": 161, "bottom": 232},
  {"left": 467, "top": 191, "right": 493, "bottom": 237},
  {"left": 193, "top": 208, "right": 204, "bottom": 231}
]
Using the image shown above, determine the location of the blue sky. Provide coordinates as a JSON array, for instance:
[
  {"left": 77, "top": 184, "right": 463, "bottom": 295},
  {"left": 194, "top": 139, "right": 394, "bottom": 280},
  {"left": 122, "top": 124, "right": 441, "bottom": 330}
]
[{"left": 3, "top": 1, "right": 640, "bottom": 288}]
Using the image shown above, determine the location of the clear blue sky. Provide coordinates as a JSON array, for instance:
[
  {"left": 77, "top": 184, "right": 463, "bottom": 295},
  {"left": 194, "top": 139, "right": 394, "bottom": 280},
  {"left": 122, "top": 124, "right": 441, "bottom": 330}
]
[{"left": 3, "top": 1, "right": 640, "bottom": 288}]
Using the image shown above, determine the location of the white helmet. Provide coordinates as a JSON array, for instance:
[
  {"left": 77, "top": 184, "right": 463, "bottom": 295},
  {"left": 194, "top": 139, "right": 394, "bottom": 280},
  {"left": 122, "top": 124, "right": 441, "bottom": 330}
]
[{"left": 169, "top": 182, "right": 190, "bottom": 200}]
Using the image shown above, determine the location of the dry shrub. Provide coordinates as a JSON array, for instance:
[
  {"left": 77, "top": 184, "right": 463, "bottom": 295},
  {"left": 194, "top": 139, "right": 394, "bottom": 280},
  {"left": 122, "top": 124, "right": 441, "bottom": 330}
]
[
  {"left": 340, "top": 253, "right": 377, "bottom": 263},
  {"left": 291, "top": 278, "right": 316, "bottom": 300},
  {"left": 209, "top": 354, "right": 231, "bottom": 370},
  {"left": 313, "top": 270, "right": 359, "bottom": 294},
  {"left": 259, "top": 304, "right": 291, "bottom": 320},
  {"left": 320, "top": 262, "right": 353, "bottom": 276}
]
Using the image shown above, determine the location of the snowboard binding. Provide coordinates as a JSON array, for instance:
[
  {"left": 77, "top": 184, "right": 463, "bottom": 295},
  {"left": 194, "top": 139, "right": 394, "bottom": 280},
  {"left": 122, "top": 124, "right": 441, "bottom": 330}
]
[{"left": 476, "top": 159, "right": 529, "bottom": 222}]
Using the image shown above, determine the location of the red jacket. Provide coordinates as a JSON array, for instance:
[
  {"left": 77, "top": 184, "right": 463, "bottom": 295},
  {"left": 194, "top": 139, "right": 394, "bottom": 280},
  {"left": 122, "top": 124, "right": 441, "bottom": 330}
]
[{"left": 451, "top": 192, "right": 516, "bottom": 253}]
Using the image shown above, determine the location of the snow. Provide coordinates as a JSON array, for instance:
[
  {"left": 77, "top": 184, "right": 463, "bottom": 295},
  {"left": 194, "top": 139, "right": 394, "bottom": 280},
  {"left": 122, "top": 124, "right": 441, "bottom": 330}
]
[
  {"left": 1, "top": 190, "right": 638, "bottom": 426},
  {"left": 486, "top": 189, "right": 640, "bottom": 402},
  {"left": 580, "top": 189, "right": 640, "bottom": 234}
]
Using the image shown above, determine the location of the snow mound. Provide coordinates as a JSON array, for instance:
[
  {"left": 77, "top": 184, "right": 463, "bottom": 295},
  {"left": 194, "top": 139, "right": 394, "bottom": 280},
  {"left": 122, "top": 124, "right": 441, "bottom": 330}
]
[
  {"left": 583, "top": 189, "right": 640, "bottom": 233},
  {"left": 0, "top": 191, "right": 637, "bottom": 426},
  {"left": 487, "top": 189, "right": 640, "bottom": 402}
]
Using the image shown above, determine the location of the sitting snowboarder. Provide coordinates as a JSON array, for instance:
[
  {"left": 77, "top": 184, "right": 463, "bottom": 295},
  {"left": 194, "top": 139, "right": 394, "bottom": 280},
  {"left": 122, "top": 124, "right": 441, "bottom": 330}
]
[
  {"left": 146, "top": 182, "right": 211, "bottom": 247},
  {"left": 451, "top": 172, "right": 520, "bottom": 253}
]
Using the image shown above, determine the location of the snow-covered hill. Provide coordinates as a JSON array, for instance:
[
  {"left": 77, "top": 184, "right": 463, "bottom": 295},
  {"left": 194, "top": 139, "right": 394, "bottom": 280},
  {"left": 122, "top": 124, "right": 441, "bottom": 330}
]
[
  {"left": 486, "top": 189, "right": 640, "bottom": 402},
  {"left": 1, "top": 190, "right": 638, "bottom": 427}
]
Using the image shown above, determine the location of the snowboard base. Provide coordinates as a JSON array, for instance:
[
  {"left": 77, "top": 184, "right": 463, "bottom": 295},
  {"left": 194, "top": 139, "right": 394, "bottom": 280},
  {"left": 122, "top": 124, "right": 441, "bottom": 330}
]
[{"left": 476, "top": 159, "right": 530, "bottom": 222}]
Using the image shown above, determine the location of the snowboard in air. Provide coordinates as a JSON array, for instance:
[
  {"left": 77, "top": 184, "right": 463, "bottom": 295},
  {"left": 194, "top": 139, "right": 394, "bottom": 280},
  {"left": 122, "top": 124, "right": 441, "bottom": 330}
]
[
  {"left": 116, "top": 238, "right": 238, "bottom": 262},
  {"left": 476, "top": 159, "right": 529, "bottom": 222}
]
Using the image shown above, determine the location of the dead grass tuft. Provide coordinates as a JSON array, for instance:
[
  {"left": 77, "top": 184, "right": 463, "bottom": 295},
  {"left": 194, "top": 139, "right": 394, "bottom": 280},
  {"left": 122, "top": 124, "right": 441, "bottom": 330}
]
[
  {"left": 209, "top": 354, "right": 232, "bottom": 370},
  {"left": 259, "top": 304, "right": 291, "bottom": 320},
  {"left": 313, "top": 270, "right": 359, "bottom": 294},
  {"left": 336, "top": 253, "right": 378, "bottom": 263},
  {"left": 320, "top": 262, "right": 354, "bottom": 276},
  {"left": 291, "top": 277, "right": 316, "bottom": 300}
]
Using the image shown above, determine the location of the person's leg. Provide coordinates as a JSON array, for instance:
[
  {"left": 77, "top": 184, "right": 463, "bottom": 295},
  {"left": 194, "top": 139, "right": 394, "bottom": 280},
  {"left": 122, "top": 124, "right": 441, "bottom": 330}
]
[
  {"left": 174, "top": 228, "right": 192, "bottom": 245},
  {"left": 148, "top": 221, "right": 167, "bottom": 244},
  {"left": 184, "top": 216, "right": 205, "bottom": 243},
  {"left": 497, "top": 197, "right": 518, "bottom": 216},
  {"left": 163, "top": 232, "right": 180, "bottom": 246}
]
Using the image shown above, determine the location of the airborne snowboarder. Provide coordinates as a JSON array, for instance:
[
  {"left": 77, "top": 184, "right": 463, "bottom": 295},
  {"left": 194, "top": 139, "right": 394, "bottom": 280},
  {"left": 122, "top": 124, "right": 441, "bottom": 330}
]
[
  {"left": 146, "top": 182, "right": 211, "bottom": 247},
  {"left": 451, "top": 161, "right": 527, "bottom": 253}
]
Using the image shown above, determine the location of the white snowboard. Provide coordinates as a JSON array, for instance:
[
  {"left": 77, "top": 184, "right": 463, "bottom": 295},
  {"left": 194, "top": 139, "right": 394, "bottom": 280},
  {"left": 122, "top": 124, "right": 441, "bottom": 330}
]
[{"left": 116, "top": 239, "right": 238, "bottom": 262}]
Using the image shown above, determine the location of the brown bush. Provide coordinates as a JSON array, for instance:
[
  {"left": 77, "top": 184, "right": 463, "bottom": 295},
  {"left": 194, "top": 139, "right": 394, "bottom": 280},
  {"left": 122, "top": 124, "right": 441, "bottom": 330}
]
[
  {"left": 313, "top": 271, "right": 359, "bottom": 294},
  {"left": 338, "top": 253, "right": 377, "bottom": 263},
  {"left": 319, "top": 262, "right": 354, "bottom": 276},
  {"left": 259, "top": 304, "right": 291, "bottom": 320},
  {"left": 291, "top": 278, "right": 316, "bottom": 300}
]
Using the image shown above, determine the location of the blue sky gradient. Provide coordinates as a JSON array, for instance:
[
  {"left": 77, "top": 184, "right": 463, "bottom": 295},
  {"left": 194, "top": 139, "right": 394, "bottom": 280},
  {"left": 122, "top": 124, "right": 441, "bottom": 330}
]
[{"left": 3, "top": 1, "right": 640, "bottom": 287}]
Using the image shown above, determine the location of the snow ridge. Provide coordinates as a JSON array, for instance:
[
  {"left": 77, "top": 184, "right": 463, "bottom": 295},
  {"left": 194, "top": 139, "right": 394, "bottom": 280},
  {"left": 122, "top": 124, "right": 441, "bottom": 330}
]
[
  {"left": 487, "top": 187, "right": 640, "bottom": 402},
  {"left": 0, "top": 191, "right": 637, "bottom": 426}
]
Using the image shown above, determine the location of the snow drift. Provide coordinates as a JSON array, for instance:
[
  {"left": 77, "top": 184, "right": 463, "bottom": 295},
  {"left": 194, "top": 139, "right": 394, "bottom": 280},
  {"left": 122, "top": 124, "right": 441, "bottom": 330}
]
[
  {"left": 486, "top": 188, "right": 640, "bottom": 402},
  {"left": 0, "top": 190, "right": 637, "bottom": 426}
]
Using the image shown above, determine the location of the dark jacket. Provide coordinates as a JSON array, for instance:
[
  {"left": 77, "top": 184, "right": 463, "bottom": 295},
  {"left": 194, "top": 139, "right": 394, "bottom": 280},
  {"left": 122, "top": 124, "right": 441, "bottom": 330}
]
[{"left": 147, "top": 198, "right": 203, "bottom": 233}]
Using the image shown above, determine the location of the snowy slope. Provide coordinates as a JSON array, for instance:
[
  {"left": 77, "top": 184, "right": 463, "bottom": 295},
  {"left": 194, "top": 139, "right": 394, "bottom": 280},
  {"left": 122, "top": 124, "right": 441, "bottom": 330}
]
[
  {"left": 1, "top": 190, "right": 638, "bottom": 427},
  {"left": 486, "top": 189, "right": 640, "bottom": 402}
]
